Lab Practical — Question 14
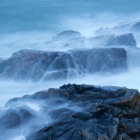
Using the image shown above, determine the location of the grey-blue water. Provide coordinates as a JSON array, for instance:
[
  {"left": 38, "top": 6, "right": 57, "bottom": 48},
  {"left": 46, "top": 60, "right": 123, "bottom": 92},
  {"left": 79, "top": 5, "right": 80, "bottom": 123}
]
[
  {"left": 0, "top": 1, "right": 140, "bottom": 139},
  {"left": 0, "top": 0, "right": 140, "bottom": 33}
]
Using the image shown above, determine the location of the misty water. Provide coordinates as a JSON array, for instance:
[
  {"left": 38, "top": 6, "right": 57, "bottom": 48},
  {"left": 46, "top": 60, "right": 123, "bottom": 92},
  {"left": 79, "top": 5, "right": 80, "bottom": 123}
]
[{"left": 0, "top": 0, "right": 140, "bottom": 139}]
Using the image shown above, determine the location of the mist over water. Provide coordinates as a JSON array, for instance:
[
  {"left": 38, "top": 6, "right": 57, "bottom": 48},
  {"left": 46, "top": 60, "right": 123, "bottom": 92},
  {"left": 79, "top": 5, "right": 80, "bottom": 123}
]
[
  {"left": 0, "top": 1, "right": 140, "bottom": 139},
  {"left": 0, "top": 0, "right": 140, "bottom": 104}
]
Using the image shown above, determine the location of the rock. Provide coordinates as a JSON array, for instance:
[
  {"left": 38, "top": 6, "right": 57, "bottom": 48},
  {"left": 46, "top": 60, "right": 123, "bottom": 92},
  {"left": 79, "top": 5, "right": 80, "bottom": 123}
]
[
  {"left": 119, "top": 133, "right": 131, "bottom": 140},
  {"left": 98, "top": 134, "right": 110, "bottom": 140},
  {"left": 131, "top": 22, "right": 140, "bottom": 31},
  {"left": 0, "top": 108, "right": 33, "bottom": 129},
  {"left": 87, "top": 34, "right": 112, "bottom": 47},
  {"left": 0, "top": 49, "right": 76, "bottom": 81},
  {"left": 134, "top": 118, "right": 140, "bottom": 124},
  {"left": 72, "top": 48, "right": 127, "bottom": 73},
  {"left": 124, "top": 123, "right": 140, "bottom": 136},
  {"left": 23, "top": 84, "right": 140, "bottom": 140},
  {"left": 0, "top": 84, "right": 139, "bottom": 139},
  {"left": 0, "top": 58, "right": 4, "bottom": 63},
  {"left": 88, "top": 33, "right": 137, "bottom": 48},
  {"left": 0, "top": 48, "right": 127, "bottom": 81},
  {"left": 50, "top": 30, "right": 85, "bottom": 48},
  {"left": 106, "top": 33, "right": 137, "bottom": 48}
]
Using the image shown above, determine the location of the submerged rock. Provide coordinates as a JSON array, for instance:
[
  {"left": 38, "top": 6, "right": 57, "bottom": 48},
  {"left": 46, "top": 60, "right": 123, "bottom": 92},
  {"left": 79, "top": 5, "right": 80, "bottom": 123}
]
[
  {"left": 0, "top": 48, "right": 127, "bottom": 81},
  {"left": 5, "top": 84, "right": 138, "bottom": 140},
  {"left": 50, "top": 30, "right": 85, "bottom": 48},
  {"left": 0, "top": 107, "right": 33, "bottom": 129},
  {"left": 131, "top": 22, "right": 140, "bottom": 31}
]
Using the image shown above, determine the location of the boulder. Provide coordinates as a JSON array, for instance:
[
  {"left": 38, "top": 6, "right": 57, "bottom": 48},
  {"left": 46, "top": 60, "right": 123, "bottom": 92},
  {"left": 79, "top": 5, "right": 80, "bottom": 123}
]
[
  {"left": 106, "top": 33, "right": 137, "bottom": 48},
  {"left": 88, "top": 33, "right": 137, "bottom": 48}
]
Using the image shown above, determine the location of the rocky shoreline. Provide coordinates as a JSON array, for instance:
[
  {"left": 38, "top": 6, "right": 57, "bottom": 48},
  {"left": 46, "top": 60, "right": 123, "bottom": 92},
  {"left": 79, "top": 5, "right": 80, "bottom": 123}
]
[{"left": 0, "top": 84, "right": 139, "bottom": 140}]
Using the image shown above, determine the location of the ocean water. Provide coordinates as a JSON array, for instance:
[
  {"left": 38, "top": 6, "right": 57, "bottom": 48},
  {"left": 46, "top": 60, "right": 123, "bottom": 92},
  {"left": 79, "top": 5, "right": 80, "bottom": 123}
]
[
  {"left": 0, "top": 0, "right": 140, "bottom": 105},
  {"left": 0, "top": 1, "right": 140, "bottom": 139},
  {"left": 0, "top": 0, "right": 140, "bottom": 33}
]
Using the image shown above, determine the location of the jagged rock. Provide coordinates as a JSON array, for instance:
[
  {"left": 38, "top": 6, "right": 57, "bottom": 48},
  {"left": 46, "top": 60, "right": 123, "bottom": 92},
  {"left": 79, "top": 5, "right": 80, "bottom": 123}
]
[
  {"left": 1, "top": 84, "right": 139, "bottom": 139},
  {"left": 0, "top": 48, "right": 127, "bottom": 81},
  {"left": 10, "top": 84, "right": 138, "bottom": 140}
]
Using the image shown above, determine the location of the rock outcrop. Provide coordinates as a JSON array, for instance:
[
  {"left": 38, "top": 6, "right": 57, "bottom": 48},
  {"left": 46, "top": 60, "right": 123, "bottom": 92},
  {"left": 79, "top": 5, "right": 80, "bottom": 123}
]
[
  {"left": 106, "top": 33, "right": 137, "bottom": 48},
  {"left": 4, "top": 84, "right": 139, "bottom": 140},
  {"left": 88, "top": 33, "right": 137, "bottom": 48},
  {"left": 0, "top": 48, "right": 127, "bottom": 81}
]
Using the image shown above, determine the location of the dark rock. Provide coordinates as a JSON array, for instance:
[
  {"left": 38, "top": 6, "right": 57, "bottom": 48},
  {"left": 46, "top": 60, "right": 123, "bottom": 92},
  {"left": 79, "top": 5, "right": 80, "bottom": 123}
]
[
  {"left": 0, "top": 108, "right": 33, "bottom": 129},
  {"left": 50, "top": 108, "right": 75, "bottom": 120},
  {"left": 0, "top": 49, "right": 75, "bottom": 81},
  {"left": 0, "top": 48, "right": 127, "bottom": 81},
  {"left": 119, "top": 133, "right": 131, "bottom": 140},
  {"left": 124, "top": 123, "right": 140, "bottom": 136},
  {"left": 23, "top": 84, "right": 140, "bottom": 140},
  {"left": 98, "top": 134, "right": 110, "bottom": 140},
  {"left": 72, "top": 48, "right": 127, "bottom": 73},
  {"left": 134, "top": 118, "right": 140, "bottom": 124}
]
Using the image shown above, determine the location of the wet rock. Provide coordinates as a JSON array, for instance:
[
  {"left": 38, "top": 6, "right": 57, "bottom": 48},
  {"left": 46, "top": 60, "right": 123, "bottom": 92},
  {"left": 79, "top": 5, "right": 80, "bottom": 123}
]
[
  {"left": 106, "top": 33, "right": 137, "bottom": 48},
  {"left": 0, "top": 49, "right": 75, "bottom": 81},
  {"left": 23, "top": 84, "right": 140, "bottom": 140},
  {"left": 87, "top": 34, "right": 112, "bottom": 47},
  {"left": 131, "top": 22, "right": 140, "bottom": 31},
  {"left": 50, "top": 30, "right": 85, "bottom": 48},
  {"left": 124, "top": 123, "right": 140, "bottom": 136},
  {"left": 98, "top": 134, "right": 110, "bottom": 140},
  {"left": 88, "top": 33, "right": 137, "bottom": 48},
  {"left": 0, "top": 108, "right": 33, "bottom": 129},
  {"left": 0, "top": 48, "right": 127, "bottom": 81},
  {"left": 72, "top": 48, "right": 127, "bottom": 73},
  {"left": 134, "top": 118, "right": 140, "bottom": 124},
  {"left": 0, "top": 58, "right": 4, "bottom": 63},
  {"left": 119, "top": 133, "right": 131, "bottom": 140}
]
